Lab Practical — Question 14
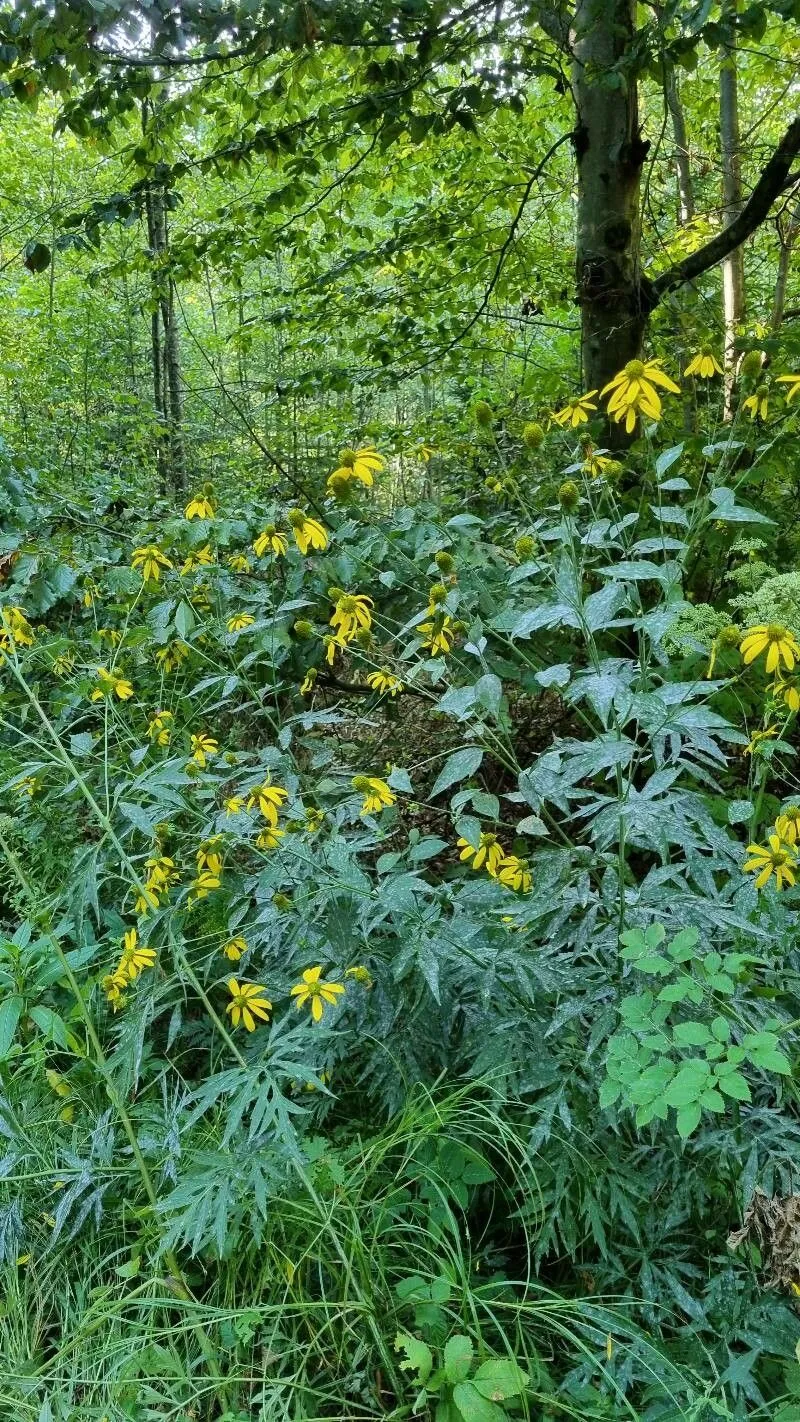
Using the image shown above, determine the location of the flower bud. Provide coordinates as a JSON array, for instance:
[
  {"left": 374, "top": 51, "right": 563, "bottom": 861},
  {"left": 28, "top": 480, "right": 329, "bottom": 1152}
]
[
  {"left": 558, "top": 480, "right": 580, "bottom": 511},
  {"left": 474, "top": 400, "right": 493, "bottom": 427},
  {"left": 740, "top": 350, "right": 764, "bottom": 380},
  {"left": 434, "top": 550, "right": 454, "bottom": 573},
  {"left": 428, "top": 582, "right": 448, "bottom": 605},
  {"left": 522, "top": 421, "right": 544, "bottom": 449},
  {"left": 514, "top": 535, "right": 536, "bottom": 560},
  {"left": 328, "top": 472, "right": 352, "bottom": 499},
  {"left": 293, "top": 619, "right": 314, "bottom": 640}
]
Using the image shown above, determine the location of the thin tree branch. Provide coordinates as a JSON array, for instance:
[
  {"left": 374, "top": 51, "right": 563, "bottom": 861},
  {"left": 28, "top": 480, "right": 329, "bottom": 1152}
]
[{"left": 651, "top": 116, "right": 800, "bottom": 302}]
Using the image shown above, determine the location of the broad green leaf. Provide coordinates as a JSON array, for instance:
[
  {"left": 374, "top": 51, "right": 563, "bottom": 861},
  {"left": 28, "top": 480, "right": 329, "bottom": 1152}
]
[
  {"left": 394, "top": 1331, "right": 433, "bottom": 1383},
  {"left": 452, "top": 1380, "right": 506, "bottom": 1421},
  {"left": 444, "top": 1334, "right": 474, "bottom": 1384},
  {"left": 430, "top": 747, "right": 483, "bottom": 798},
  {"left": 0, "top": 995, "right": 22, "bottom": 1058},
  {"left": 472, "top": 1359, "right": 530, "bottom": 1400}
]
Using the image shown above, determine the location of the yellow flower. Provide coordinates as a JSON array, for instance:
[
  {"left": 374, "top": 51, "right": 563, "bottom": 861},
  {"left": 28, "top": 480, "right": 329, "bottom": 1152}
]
[
  {"left": 779, "top": 680, "right": 800, "bottom": 714},
  {"left": 419, "top": 613, "right": 456, "bottom": 656},
  {"left": 91, "top": 667, "right": 133, "bottom": 701},
  {"left": 52, "top": 650, "right": 75, "bottom": 676},
  {"left": 227, "top": 552, "right": 252, "bottom": 573},
  {"left": 134, "top": 885, "right": 160, "bottom": 915},
  {"left": 185, "top": 493, "right": 216, "bottom": 520},
  {"left": 684, "top": 347, "right": 723, "bottom": 379},
  {"left": 223, "top": 937, "right": 248, "bottom": 962},
  {"left": 190, "top": 732, "right": 219, "bottom": 767},
  {"left": 300, "top": 667, "right": 318, "bottom": 695},
  {"left": 196, "top": 838, "right": 224, "bottom": 876},
  {"left": 190, "top": 870, "right": 221, "bottom": 901},
  {"left": 775, "top": 807, "right": 800, "bottom": 845},
  {"left": 0, "top": 605, "right": 35, "bottom": 650},
  {"left": 290, "top": 966, "right": 345, "bottom": 1022},
  {"left": 15, "top": 775, "right": 38, "bottom": 798},
  {"left": 743, "top": 834, "right": 797, "bottom": 890},
  {"left": 103, "top": 970, "right": 128, "bottom": 1010},
  {"left": 227, "top": 613, "right": 255, "bottom": 633},
  {"left": 776, "top": 374, "right": 800, "bottom": 403},
  {"left": 226, "top": 979, "right": 272, "bottom": 1031},
  {"left": 145, "top": 854, "right": 177, "bottom": 889},
  {"left": 117, "top": 929, "right": 156, "bottom": 982},
  {"left": 742, "top": 384, "right": 769, "bottom": 421},
  {"left": 551, "top": 392, "right": 598, "bottom": 428},
  {"left": 147, "top": 710, "right": 174, "bottom": 746},
  {"left": 256, "top": 825, "right": 285, "bottom": 850},
  {"left": 352, "top": 775, "right": 396, "bottom": 815},
  {"left": 154, "top": 640, "right": 190, "bottom": 672},
  {"left": 366, "top": 668, "right": 402, "bottom": 697},
  {"left": 497, "top": 855, "right": 532, "bottom": 893},
  {"left": 458, "top": 833, "right": 504, "bottom": 877},
  {"left": 740, "top": 624, "right": 800, "bottom": 675},
  {"left": 253, "top": 525, "right": 288, "bottom": 558},
  {"left": 582, "top": 451, "right": 614, "bottom": 479},
  {"left": 324, "top": 635, "right": 346, "bottom": 666},
  {"left": 330, "top": 591, "right": 373, "bottom": 642},
  {"left": 247, "top": 779, "right": 289, "bottom": 824},
  {"left": 180, "top": 545, "right": 215, "bottom": 574},
  {"left": 224, "top": 795, "right": 245, "bottom": 815},
  {"left": 601, "top": 359, "right": 680, "bottom": 432},
  {"left": 287, "top": 509, "right": 328, "bottom": 554},
  {"left": 744, "top": 726, "right": 778, "bottom": 756},
  {"left": 304, "top": 807, "right": 324, "bottom": 833},
  {"left": 345, "top": 964, "right": 373, "bottom": 987},
  {"left": 327, "top": 446, "right": 385, "bottom": 490},
  {"left": 131, "top": 545, "right": 172, "bottom": 582}
]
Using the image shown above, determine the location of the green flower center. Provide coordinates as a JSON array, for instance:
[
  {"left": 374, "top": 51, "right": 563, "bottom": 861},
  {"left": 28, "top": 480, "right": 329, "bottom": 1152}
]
[{"left": 624, "top": 360, "right": 645, "bottom": 378}]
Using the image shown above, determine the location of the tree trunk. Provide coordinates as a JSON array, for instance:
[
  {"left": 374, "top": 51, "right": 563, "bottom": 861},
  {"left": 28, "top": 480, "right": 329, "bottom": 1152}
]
[
  {"left": 571, "top": 0, "right": 649, "bottom": 432},
  {"left": 720, "top": 12, "right": 744, "bottom": 415},
  {"left": 665, "top": 64, "right": 695, "bottom": 226},
  {"left": 142, "top": 97, "right": 187, "bottom": 492}
]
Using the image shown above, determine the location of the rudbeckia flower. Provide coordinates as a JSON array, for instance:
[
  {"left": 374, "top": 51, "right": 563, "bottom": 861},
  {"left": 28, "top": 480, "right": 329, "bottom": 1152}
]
[
  {"left": 226, "top": 979, "right": 272, "bottom": 1031},
  {"left": 601, "top": 359, "right": 680, "bottom": 432},
  {"left": 743, "top": 835, "right": 797, "bottom": 890},
  {"left": 366, "top": 668, "right": 402, "bottom": 697},
  {"left": 131, "top": 545, "right": 173, "bottom": 582},
  {"left": 551, "top": 392, "right": 598, "bottom": 428},
  {"left": 776, "top": 374, "right": 800, "bottom": 402},
  {"left": 253, "top": 525, "right": 288, "bottom": 558},
  {"left": 290, "top": 966, "right": 345, "bottom": 1022},
  {"left": 327, "top": 446, "right": 385, "bottom": 489},
  {"left": 740, "top": 623, "right": 800, "bottom": 675},
  {"left": 352, "top": 775, "right": 396, "bottom": 815},
  {"left": 185, "top": 493, "right": 216, "bottom": 520},
  {"left": 287, "top": 509, "right": 328, "bottom": 553},
  {"left": 457, "top": 833, "right": 504, "bottom": 877},
  {"left": 684, "top": 347, "right": 723, "bottom": 379},
  {"left": 775, "top": 807, "right": 800, "bottom": 845}
]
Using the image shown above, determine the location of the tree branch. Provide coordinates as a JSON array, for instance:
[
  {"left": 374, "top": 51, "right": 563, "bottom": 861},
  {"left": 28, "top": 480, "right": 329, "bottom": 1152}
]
[{"left": 651, "top": 116, "right": 800, "bottom": 302}]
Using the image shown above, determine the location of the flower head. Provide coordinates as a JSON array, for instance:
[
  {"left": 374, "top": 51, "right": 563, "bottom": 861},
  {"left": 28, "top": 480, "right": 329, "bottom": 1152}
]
[
  {"left": 327, "top": 446, "right": 384, "bottom": 490},
  {"left": 190, "top": 733, "right": 219, "bottom": 768},
  {"left": 775, "top": 807, "right": 800, "bottom": 845},
  {"left": 223, "top": 937, "right": 248, "bottom": 962},
  {"left": 366, "top": 668, "right": 402, "bottom": 697},
  {"left": 304, "top": 807, "right": 324, "bottom": 833},
  {"left": 227, "top": 552, "right": 252, "bottom": 573},
  {"left": 227, "top": 613, "right": 255, "bottom": 633},
  {"left": 253, "top": 525, "right": 288, "bottom": 558},
  {"left": 224, "top": 795, "right": 245, "bottom": 815},
  {"left": 329, "top": 591, "right": 373, "bottom": 642},
  {"left": 352, "top": 775, "right": 396, "bottom": 815},
  {"left": 742, "top": 384, "right": 770, "bottom": 421},
  {"left": 132, "top": 545, "right": 172, "bottom": 583},
  {"left": 743, "top": 834, "right": 797, "bottom": 890},
  {"left": 147, "top": 710, "right": 174, "bottom": 746},
  {"left": 180, "top": 545, "right": 215, "bottom": 574},
  {"left": 601, "top": 359, "right": 680, "bottom": 432},
  {"left": 256, "top": 825, "right": 285, "bottom": 850},
  {"left": 287, "top": 509, "right": 328, "bottom": 554},
  {"left": 300, "top": 667, "right": 318, "bottom": 695},
  {"left": 684, "top": 347, "right": 723, "bottom": 379},
  {"left": 776, "top": 374, "right": 800, "bottom": 403},
  {"left": 0, "top": 606, "right": 35, "bottom": 649},
  {"left": 91, "top": 667, "right": 133, "bottom": 702},
  {"left": 226, "top": 979, "right": 272, "bottom": 1031},
  {"left": 740, "top": 623, "right": 800, "bottom": 675},
  {"left": 185, "top": 493, "right": 215, "bottom": 520},
  {"left": 117, "top": 928, "right": 156, "bottom": 982},
  {"left": 551, "top": 391, "right": 598, "bottom": 428},
  {"left": 247, "top": 778, "right": 289, "bottom": 825},
  {"left": 497, "top": 855, "right": 532, "bottom": 893},
  {"left": 744, "top": 725, "right": 778, "bottom": 756},
  {"left": 419, "top": 612, "right": 456, "bottom": 657},
  {"left": 155, "top": 640, "right": 190, "bottom": 673},
  {"left": 290, "top": 966, "right": 345, "bottom": 1022},
  {"left": 457, "top": 833, "right": 504, "bottom": 877}
]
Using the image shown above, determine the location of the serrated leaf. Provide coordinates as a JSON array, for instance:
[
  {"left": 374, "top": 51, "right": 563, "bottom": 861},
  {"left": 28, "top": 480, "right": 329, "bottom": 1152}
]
[{"left": 444, "top": 1334, "right": 474, "bottom": 1384}]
